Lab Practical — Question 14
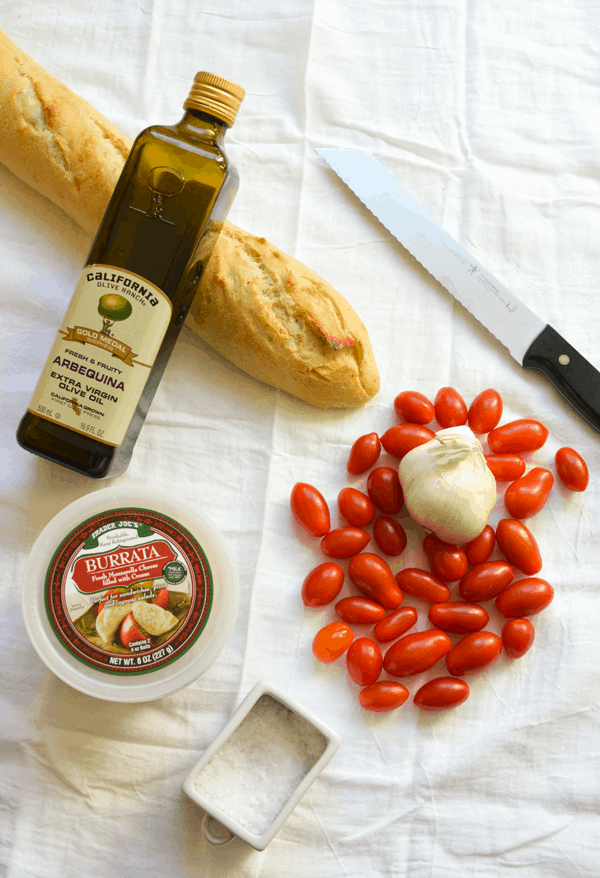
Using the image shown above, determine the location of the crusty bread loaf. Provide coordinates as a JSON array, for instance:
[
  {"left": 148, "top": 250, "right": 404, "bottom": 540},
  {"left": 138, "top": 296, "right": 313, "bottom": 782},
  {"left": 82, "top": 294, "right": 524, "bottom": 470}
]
[
  {"left": 189, "top": 223, "right": 379, "bottom": 408},
  {"left": 0, "top": 28, "right": 131, "bottom": 234},
  {"left": 0, "top": 27, "right": 380, "bottom": 408}
]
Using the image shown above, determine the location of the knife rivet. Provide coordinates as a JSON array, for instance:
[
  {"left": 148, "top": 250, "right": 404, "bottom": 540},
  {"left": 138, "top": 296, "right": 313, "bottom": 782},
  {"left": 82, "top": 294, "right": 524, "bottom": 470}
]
[{"left": 558, "top": 354, "right": 570, "bottom": 366}]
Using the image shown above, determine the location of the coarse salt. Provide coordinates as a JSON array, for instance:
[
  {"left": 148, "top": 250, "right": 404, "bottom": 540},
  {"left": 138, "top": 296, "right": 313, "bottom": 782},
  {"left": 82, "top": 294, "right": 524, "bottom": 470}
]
[{"left": 193, "top": 694, "right": 328, "bottom": 836}]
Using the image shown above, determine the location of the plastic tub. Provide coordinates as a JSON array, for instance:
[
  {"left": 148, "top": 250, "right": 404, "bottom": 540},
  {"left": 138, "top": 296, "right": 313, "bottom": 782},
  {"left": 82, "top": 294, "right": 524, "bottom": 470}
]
[{"left": 21, "top": 486, "right": 238, "bottom": 702}]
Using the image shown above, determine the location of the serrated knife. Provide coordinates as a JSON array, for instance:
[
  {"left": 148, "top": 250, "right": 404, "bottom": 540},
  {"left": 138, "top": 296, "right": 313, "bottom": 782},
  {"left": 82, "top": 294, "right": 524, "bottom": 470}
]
[{"left": 316, "top": 147, "right": 600, "bottom": 435}]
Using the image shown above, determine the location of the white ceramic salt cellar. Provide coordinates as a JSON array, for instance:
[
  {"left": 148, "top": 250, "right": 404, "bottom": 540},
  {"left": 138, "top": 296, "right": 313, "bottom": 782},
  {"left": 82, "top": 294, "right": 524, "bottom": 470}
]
[{"left": 182, "top": 680, "right": 341, "bottom": 850}]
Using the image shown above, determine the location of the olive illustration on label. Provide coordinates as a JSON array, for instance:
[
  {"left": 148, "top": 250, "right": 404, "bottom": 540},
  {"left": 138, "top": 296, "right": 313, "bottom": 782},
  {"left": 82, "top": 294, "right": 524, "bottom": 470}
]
[{"left": 98, "top": 293, "right": 133, "bottom": 336}]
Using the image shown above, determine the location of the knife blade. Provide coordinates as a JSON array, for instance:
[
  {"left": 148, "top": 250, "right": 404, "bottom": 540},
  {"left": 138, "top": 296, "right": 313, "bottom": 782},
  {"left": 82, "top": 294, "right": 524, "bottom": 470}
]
[{"left": 316, "top": 146, "right": 600, "bottom": 435}]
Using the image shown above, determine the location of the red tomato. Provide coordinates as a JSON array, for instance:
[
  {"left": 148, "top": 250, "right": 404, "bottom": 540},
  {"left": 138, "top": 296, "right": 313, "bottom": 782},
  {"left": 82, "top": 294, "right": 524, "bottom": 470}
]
[
  {"left": 394, "top": 568, "right": 450, "bottom": 603},
  {"left": 504, "top": 467, "right": 554, "bottom": 519},
  {"left": 393, "top": 390, "right": 435, "bottom": 425},
  {"left": 346, "top": 637, "right": 383, "bottom": 686},
  {"left": 414, "top": 677, "right": 470, "bottom": 711},
  {"left": 445, "top": 631, "right": 503, "bottom": 676},
  {"left": 467, "top": 388, "right": 503, "bottom": 434},
  {"left": 302, "top": 562, "right": 344, "bottom": 607},
  {"left": 290, "top": 483, "right": 330, "bottom": 537},
  {"left": 431, "top": 544, "right": 468, "bottom": 582},
  {"left": 555, "top": 446, "right": 589, "bottom": 492},
  {"left": 485, "top": 453, "right": 526, "bottom": 481},
  {"left": 495, "top": 577, "right": 554, "bottom": 618},
  {"left": 337, "top": 487, "right": 376, "bottom": 527},
  {"left": 348, "top": 553, "right": 404, "bottom": 609},
  {"left": 373, "top": 516, "right": 408, "bottom": 556},
  {"left": 434, "top": 387, "right": 468, "bottom": 428},
  {"left": 496, "top": 518, "right": 542, "bottom": 575},
  {"left": 428, "top": 601, "right": 489, "bottom": 634},
  {"left": 423, "top": 535, "right": 468, "bottom": 582},
  {"left": 458, "top": 561, "right": 514, "bottom": 602},
  {"left": 152, "top": 588, "right": 170, "bottom": 609},
  {"left": 373, "top": 606, "right": 418, "bottom": 642},
  {"left": 359, "top": 681, "right": 409, "bottom": 712},
  {"left": 465, "top": 525, "right": 496, "bottom": 565},
  {"left": 487, "top": 418, "right": 549, "bottom": 453},
  {"left": 366, "top": 466, "right": 404, "bottom": 514},
  {"left": 321, "top": 526, "right": 370, "bottom": 559},
  {"left": 347, "top": 433, "right": 381, "bottom": 475},
  {"left": 312, "top": 621, "right": 353, "bottom": 663},
  {"left": 335, "top": 596, "right": 386, "bottom": 625},
  {"left": 120, "top": 613, "right": 148, "bottom": 649},
  {"left": 502, "top": 618, "right": 535, "bottom": 658},
  {"left": 380, "top": 424, "right": 435, "bottom": 460},
  {"left": 383, "top": 629, "right": 452, "bottom": 677}
]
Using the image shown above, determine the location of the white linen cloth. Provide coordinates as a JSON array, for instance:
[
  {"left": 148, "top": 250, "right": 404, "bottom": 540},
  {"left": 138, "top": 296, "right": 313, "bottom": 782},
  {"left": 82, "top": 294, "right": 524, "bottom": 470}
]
[{"left": 1, "top": 1, "right": 599, "bottom": 875}]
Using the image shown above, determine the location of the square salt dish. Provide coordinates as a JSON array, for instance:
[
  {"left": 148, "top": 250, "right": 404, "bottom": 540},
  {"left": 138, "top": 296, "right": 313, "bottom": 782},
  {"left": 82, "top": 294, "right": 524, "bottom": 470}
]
[{"left": 182, "top": 680, "right": 342, "bottom": 850}]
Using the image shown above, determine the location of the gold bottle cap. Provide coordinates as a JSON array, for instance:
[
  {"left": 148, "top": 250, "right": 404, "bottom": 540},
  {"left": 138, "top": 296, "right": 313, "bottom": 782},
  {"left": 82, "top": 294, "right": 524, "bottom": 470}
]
[{"left": 183, "top": 72, "right": 245, "bottom": 127}]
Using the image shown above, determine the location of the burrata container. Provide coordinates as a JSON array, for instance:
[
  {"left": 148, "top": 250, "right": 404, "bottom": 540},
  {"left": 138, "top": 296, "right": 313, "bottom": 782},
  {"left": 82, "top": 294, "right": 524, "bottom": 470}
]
[{"left": 21, "top": 486, "right": 238, "bottom": 702}]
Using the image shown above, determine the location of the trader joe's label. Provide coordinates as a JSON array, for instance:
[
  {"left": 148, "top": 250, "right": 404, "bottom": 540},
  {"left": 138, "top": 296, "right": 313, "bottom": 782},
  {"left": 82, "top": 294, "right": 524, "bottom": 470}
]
[
  {"left": 28, "top": 265, "right": 172, "bottom": 446},
  {"left": 45, "top": 507, "right": 213, "bottom": 675}
]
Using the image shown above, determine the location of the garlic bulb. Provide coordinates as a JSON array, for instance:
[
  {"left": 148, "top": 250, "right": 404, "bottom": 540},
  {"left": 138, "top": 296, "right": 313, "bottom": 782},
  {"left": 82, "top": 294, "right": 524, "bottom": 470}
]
[{"left": 398, "top": 425, "right": 496, "bottom": 545}]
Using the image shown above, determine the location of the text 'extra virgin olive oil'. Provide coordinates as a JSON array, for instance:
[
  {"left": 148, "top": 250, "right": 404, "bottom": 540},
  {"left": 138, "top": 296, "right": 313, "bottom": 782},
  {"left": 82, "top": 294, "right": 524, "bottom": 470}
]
[{"left": 17, "top": 72, "right": 245, "bottom": 479}]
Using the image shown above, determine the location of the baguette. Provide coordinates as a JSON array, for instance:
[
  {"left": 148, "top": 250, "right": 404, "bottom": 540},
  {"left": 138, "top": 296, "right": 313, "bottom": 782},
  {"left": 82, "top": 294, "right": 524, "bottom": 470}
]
[{"left": 0, "top": 28, "right": 380, "bottom": 408}]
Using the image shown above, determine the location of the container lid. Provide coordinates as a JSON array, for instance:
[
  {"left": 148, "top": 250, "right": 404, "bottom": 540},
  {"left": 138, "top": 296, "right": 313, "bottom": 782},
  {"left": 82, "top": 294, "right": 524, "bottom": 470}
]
[
  {"left": 21, "top": 486, "right": 238, "bottom": 702},
  {"left": 183, "top": 71, "right": 245, "bottom": 127}
]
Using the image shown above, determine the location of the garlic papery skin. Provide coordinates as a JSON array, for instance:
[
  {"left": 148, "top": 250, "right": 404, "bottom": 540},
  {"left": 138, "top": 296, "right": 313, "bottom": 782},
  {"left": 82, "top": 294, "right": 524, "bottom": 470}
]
[{"left": 398, "top": 425, "right": 496, "bottom": 545}]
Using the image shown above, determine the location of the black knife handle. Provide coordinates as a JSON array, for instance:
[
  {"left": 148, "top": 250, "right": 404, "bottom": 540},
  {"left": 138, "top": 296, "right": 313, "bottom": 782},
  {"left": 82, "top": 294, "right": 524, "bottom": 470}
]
[{"left": 522, "top": 324, "right": 600, "bottom": 434}]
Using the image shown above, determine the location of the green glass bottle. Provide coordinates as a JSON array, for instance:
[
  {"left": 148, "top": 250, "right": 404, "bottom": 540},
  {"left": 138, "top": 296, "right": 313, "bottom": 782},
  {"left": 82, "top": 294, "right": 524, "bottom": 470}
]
[{"left": 17, "top": 72, "right": 244, "bottom": 478}]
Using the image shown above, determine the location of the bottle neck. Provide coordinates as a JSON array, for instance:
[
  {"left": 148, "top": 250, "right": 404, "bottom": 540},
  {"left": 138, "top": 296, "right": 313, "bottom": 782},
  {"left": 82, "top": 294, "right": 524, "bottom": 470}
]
[{"left": 178, "top": 108, "right": 228, "bottom": 145}]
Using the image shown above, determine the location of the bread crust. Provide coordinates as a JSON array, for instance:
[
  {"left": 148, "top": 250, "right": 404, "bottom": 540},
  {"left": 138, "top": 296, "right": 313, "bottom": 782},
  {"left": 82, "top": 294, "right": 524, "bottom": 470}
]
[
  {"left": 0, "top": 28, "right": 131, "bottom": 234},
  {"left": 0, "top": 27, "right": 380, "bottom": 408},
  {"left": 189, "top": 223, "right": 380, "bottom": 408}
]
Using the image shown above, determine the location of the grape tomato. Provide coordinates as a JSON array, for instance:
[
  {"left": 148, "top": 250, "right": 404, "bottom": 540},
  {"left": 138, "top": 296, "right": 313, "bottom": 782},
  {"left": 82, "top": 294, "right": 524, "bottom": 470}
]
[
  {"left": 383, "top": 629, "right": 452, "bottom": 677},
  {"left": 290, "top": 483, "right": 330, "bottom": 537},
  {"left": 458, "top": 561, "right": 514, "bottom": 603},
  {"left": 487, "top": 418, "right": 549, "bottom": 454},
  {"left": 367, "top": 467, "right": 404, "bottom": 515},
  {"left": 302, "top": 562, "right": 344, "bottom": 607},
  {"left": 312, "top": 621, "right": 353, "bottom": 663},
  {"left": 346, "top": 637, "right": 383, "bottom": 686},
  {"left": 335, "top": 596, "right": 386, "bottom": 625},
  {"left": 337, "top": 487, "right": 376, "bottom": 527},
  {"left": 380, "top": 423, "right": 436, "bottom": 460},
  {"left": 555, "top": 447, "right": 589, "bottom": 492},
  {"left": 428, "top": 601, "right": 489, "bottom": 634},
  {"left": 359, "top": 681, "right": 409, "bottom": 712},
  {"left": 414, "top": 677, "right": 470, "bottom": 711},
  {"left": 434, "top": 387, "right": 468, "bottom": 428},
  {"left": 465, "top": 525, "right": 496, "bottom": 565},
  {"left": 395, "top": 568, "right": 451, "bottom": 603},
  {"left": 393, "top": 390, "right": 435, "bottom": 425},
  {"left": 347, "top": 433, "right": 381, "bottom": 475},
  {"left": 373, "top": 606, "right": 418, "bottom": 643},
  {"left": 502, "top": 618, "right": 535, "bottom": 658},
  {"left": 504, "top": 467, "right": 554, "bottom": 519},
  {"left": 467, "top": 388, "right": 503, "bottom": 434},
  {"left": 485, "top": 453, "right": 526, "bottom": 482},
  {"left": 445, "top": 631, "right": 503, "bottom": 676},
  {"left": 321, "top": 526, "right": 370, "bottom": 559},
  {"left": 496, "top": 519, "right": 542, "bottom": 575},
  {"left": 495, "top": 577, "right": 554, "bottom": 618},
  {"left": 348, "top": 553, "right": 404, "bottom": 609},
  {"left": 373, "top": 516, "right": 408, "bottom": 556}
]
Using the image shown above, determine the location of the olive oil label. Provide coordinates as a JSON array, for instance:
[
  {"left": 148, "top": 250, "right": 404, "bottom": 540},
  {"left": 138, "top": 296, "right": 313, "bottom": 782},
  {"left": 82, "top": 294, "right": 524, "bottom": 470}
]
[
  {"left": 45, "top": 507, "right": 213, "bottom": 675},
  {"left": 27, "top": 265, "right": 172, "bottom": 446}
]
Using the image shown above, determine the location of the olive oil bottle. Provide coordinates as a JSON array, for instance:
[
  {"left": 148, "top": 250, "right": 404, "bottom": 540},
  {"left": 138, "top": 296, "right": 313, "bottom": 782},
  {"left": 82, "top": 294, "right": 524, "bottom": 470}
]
[{"left": 16, "top": 72, "right": 244, "bottom": 478}]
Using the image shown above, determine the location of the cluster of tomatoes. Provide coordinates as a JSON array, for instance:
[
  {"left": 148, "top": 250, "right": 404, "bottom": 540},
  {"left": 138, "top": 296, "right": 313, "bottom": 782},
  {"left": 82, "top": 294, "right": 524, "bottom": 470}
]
[{"left": 291, "top": 387, "right": 589, "bottom": 713}]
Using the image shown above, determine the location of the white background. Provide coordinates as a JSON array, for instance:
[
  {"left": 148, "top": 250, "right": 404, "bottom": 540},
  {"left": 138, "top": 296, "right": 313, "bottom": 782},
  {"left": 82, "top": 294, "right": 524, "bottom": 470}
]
[{"left": 1, "top": 1, "right": 599, "bottom": 875}]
